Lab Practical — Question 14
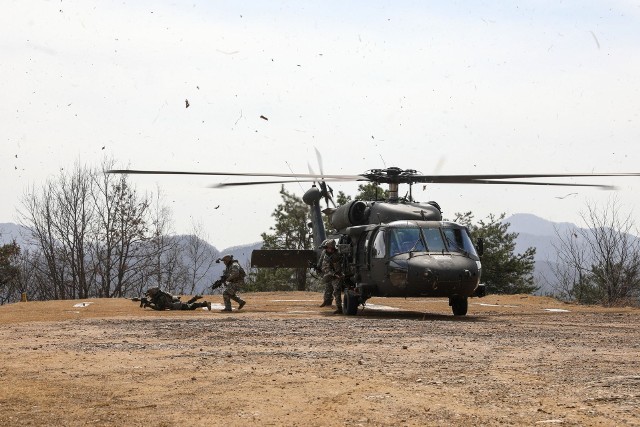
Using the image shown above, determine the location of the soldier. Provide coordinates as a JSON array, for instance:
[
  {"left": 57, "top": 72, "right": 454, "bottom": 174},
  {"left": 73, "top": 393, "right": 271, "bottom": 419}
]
[
  {"left": 218, "top": 254, "right": 246, "bottom": 312},
  {"left": 319, "top": 239, "right": 344, "bottom": 314},
  {"left": 316, "top": 240, "right": 334, "bottom": 307},
  {"left": 139, "top": 287, "right": 212, "bottom": 311}
]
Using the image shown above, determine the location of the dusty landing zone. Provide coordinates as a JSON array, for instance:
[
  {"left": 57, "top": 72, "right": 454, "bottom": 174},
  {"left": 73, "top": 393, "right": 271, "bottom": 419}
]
[{"left": 0, "top": 293, "right": 639, "bottom": 427}]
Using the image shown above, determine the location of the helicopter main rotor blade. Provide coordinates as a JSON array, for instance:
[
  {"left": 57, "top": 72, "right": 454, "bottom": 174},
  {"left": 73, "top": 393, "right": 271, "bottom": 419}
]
[
  {"left": 210, "top": 179, "right": 344, "bottom": 188},
  {"left": 109, "top": 168, "right": 640, "bottom": 190},
  {"left": 467, "top": 179, "right": 615, "bottom": 190},
  {"left": 398, "top": 172, "right": 640, "bottom": 184},
  {"left": 107, "top": 169, "right": 362, "bottom": 180}
]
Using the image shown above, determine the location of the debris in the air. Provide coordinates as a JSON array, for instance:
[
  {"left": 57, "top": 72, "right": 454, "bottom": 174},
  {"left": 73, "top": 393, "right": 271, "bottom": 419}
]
[{"left": 555, "top": 193, "right": 578, "bottom": 199}]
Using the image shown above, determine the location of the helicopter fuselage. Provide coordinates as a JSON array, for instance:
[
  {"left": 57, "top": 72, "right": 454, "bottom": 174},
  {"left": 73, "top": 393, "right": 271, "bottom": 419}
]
[{"left": 339, "top": 219, "right": 482, "bottom": 301}]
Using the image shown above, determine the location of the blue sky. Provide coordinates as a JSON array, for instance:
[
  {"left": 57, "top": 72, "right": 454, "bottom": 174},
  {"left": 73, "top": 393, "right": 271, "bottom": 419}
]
[{"left": 2, "top": 1, "right": 640, "bottom": 247}]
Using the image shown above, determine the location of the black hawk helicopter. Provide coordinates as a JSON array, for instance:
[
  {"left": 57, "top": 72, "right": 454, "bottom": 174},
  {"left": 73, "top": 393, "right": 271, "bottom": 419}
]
[{"left": 108, "top": 166, "right": 640, "bottom": 316}]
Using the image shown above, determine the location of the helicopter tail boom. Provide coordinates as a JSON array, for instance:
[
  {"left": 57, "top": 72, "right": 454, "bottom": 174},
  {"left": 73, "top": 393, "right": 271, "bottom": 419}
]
[{"left": 251, "top": 249, "right": 317, "bottom": 268}]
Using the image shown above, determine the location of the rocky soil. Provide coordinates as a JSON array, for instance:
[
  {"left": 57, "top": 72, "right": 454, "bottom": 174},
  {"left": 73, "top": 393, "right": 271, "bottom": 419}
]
[{"left": 0, "top": 292, "right": 639, "bottom": 426}]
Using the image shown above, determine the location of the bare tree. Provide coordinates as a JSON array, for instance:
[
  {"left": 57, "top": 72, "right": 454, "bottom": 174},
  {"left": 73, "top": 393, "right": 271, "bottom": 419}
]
[
  {"left": 141, "top": 187, "right": 187, "bottom": 294},
  {"left": 90, "top": 159, "right": 151, "bottom": 297},
  {"left": 19, "top": 182, "right": 68, "bottom": 299},
  {"left": 52, "top": 162, "right": 96, "bottom": 298},
  {"left": 183, "top": 220, "right": 218, "bottom": 295},
  {"left": 17, "top": 158, "right": 179, "bottom": 300},
  {"left": 553, "top": 197, "right": 640, "bottom": 306}
]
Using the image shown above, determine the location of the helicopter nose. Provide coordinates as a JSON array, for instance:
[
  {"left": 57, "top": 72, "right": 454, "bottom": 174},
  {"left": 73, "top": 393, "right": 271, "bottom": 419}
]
[{"left": 408, "top": 257, "right": 480, "bottom": 297}]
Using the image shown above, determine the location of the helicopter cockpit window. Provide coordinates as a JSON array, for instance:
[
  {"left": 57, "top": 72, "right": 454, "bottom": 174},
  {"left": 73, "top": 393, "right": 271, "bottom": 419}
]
[
  {"left": 442, "top": 227, "right": 478, "bottom": 257},
  {"left": 390, "top": 228, "right": 425, "bottom": 255},
  {"left": 372, "top": 230, "right": 386, "bottom": 259},
  {"left": 422, "top": 228, "right": 446, "bottom": 252}
]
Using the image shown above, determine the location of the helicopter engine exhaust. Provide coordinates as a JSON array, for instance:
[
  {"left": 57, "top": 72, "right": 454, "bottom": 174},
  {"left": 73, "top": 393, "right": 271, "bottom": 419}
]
[
  {"left": 302, "top": 185, "right": 327, "bottom": 250},
  {"left": 330, "top": 200, "right": 368, "bottom": 230}
]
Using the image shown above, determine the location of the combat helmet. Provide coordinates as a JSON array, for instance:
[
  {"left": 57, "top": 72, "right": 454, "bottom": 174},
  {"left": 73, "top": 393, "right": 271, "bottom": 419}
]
[{"left": 320, "top": 239, "right": 336, "bottom": 250}]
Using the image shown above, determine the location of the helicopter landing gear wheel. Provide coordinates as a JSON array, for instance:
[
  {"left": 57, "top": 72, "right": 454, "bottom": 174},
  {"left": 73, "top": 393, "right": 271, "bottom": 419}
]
[
  {"left": 343, "top": 289, "right": 360, "bottom": 316},
  {"left": 449, "top": 296, "right": 468, "bottom": 316}
]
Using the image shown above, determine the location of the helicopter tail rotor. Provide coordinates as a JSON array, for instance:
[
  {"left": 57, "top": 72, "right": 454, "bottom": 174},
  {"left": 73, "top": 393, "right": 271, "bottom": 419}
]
[{"left": 313, "top": 147, "right": 336, "bottom": 208}]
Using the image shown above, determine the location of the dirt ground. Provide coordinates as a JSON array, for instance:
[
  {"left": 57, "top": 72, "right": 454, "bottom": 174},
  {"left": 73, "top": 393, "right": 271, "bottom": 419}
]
[{"left": 0, "top": 292, "right": 639, "bottom": 427}]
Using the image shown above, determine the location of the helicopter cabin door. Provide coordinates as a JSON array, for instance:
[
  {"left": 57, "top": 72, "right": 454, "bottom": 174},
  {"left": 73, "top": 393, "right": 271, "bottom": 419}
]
[{"left": 368, "top": 228, "right": 394, "bottom": 295}]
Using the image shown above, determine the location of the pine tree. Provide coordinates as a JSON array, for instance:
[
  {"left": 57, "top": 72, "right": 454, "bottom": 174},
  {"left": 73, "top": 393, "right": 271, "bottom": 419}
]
[
  {"left": 454, "top": 212, "right": 538, "bottom": 294},
  {"left": 256, "top": 186, "right": 313, "bottom": 291}
]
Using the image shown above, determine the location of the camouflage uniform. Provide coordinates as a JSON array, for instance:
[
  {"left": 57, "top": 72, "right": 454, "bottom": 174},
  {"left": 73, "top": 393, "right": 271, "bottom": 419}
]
[
  {"left": 320, "top": 249, "right": 344, "bottom": 314},
  {"left": 142, "top": 287, "right": 211, "bottom": 311},
  {"left": 222, "top": 258, "right": 246, "bottom": 312},
  {"left": 317, "top": 249, "right": 333, "bottom": 307}
]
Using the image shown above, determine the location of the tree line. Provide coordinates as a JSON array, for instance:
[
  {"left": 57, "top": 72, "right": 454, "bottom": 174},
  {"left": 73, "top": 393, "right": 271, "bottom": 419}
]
[
  {"left": 1, "top": 161, "right": 639, "bottom": 307},
  {"left": 0, "top": 159, "right": 218, "bottom": 304}
]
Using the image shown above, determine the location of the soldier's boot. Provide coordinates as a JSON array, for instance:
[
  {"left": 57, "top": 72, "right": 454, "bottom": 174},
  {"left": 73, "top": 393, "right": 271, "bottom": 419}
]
[
  {"left": 186, "top": 295, "right": 202, "bottom": 304},
  {"left": 237, "top": 299, "right": 246, "bottom": 310},
  {"left": 333, "top": 305, "right": 343, "bottom": 315},
  {"left": 319, "top": 299, "right": 332, "bottom": 307},
  {"left": 221, "top": 297, "right": 232, "bottom": 312}
]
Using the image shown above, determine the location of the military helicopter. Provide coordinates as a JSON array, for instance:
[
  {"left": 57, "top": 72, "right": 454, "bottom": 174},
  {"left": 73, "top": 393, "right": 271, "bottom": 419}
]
[{"left": 108, "top": 165, "right": 640, "bottom": 316}]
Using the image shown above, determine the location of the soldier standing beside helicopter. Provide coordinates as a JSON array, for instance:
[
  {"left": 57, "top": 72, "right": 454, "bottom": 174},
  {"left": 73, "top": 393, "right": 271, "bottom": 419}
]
[
  {"left": 319, "top": 239, "right": 344, "bottom": 314},
  {"left": 317, "top": 241, "right": 334, "bottom": 308},
  {"left": 218, "top": 254, "right": 247, "bottom": 312}
]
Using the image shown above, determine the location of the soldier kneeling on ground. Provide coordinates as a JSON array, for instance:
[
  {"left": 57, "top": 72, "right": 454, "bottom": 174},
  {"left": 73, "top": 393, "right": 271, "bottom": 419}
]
[{"left": 134, "top": 287, "right": 212, "bottom": 311}]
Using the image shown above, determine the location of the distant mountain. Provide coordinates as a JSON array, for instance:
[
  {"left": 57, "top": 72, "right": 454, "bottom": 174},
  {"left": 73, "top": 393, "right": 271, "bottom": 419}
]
[
  {"left": 0, "top": 222, "right": 34, "bottom": 250},
  {"left": 504, "top": 213, "right": 581, "bottom": 295},
  {"left": 504, "top": 213, "right": 577, "bottom": 237}
]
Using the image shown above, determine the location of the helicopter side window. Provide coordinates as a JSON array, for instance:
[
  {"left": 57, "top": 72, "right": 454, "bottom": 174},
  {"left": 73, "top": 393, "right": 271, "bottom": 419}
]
[
  {"left": 372, "top": 230, "right": 386, "bottom": 259},
  {"left": 442, "top": 228, "right": 479, "bottom": 257},
  {"left": 359, "top": 231, "right": 371, "bottom": 266},
  {"left": 422, "top": 228, "right": 446, "bottom": 252}
]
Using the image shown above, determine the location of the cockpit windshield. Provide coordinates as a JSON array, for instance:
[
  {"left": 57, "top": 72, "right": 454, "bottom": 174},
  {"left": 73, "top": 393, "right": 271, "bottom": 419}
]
[
  {"left": 441, "top": 227, "right": 478, "bottom": 256},
  {"left": 389, "top": 227, "right": 425, "bottom": 255},
  {"left": 389, "top": 226, "right": 478, "bottom": 257}
]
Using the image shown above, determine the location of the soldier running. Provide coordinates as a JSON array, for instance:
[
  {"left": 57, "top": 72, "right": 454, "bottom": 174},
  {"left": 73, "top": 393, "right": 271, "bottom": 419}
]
[{"left": 218, "top": 254, "right": 247, "bottom": 312}]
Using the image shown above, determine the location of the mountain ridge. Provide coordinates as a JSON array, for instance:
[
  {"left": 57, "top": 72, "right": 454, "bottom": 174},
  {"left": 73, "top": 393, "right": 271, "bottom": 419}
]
[{"left": 0, "top": 214, "right": 596, "bottom": 295}]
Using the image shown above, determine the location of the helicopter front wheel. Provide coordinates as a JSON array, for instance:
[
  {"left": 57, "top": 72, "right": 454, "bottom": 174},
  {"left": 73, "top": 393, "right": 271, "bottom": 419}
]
[
  {"left": 343, "top": 289, "right": 360, "bottom": 316},
  {"left": 449, "top": 296, "right": 468, "bottom": 316}
]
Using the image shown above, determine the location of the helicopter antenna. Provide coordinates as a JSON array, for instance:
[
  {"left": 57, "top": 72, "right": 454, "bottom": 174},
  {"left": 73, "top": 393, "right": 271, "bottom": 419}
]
[{"left": 285, "top": 161, "right": 305, "bottom": 192}]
